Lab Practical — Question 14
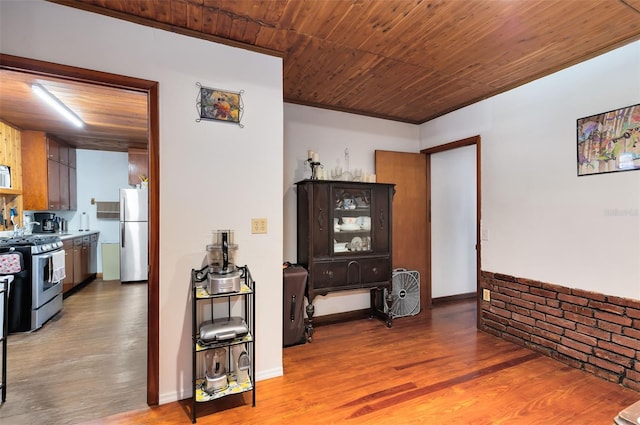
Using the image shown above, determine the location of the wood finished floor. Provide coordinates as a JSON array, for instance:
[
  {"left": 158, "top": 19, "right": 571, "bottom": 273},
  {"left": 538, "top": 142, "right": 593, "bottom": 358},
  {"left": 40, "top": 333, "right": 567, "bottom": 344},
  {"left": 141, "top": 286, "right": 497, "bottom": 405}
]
[
  {"left": 0, "top": 279, "right": 148, "bottom": 425},
  {"left": 83, "top": 299, "right": 638, "bottom": 425}
]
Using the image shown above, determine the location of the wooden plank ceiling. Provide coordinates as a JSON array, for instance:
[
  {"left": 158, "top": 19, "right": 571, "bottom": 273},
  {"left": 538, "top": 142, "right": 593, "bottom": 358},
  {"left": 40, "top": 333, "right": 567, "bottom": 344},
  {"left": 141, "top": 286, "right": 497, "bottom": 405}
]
[
  {"left": 54, "top": 0, "right": 640, "bottom": 124},
  {"left": 0, "top": 69, "right": 148, "bottom": 151},
  {"left": 2, "top": 0, "right": 640, "bottom": 151}
]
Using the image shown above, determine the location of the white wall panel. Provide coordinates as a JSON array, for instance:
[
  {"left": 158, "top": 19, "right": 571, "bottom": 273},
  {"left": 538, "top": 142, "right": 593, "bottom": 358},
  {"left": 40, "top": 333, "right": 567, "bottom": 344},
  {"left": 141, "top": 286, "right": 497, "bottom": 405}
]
[
  {"left": 421, "top": 41, "right": 640, "bottom": 299},
  {"left": 1, "top": 0, "right": 284, "bottom": 403}
]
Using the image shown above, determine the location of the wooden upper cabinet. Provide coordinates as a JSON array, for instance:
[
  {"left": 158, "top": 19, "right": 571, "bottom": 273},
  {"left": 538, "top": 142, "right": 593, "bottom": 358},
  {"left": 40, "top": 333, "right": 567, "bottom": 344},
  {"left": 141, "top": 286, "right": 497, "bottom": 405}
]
[
  {"left": 128, "top": 148, "right": 148, "bottom": 185},
  {"left": 47, "top": 136, "right": 60, "bottom": 162},
  {"left": 47, "top": 159, "right": 61, "bottom": 210},
  {"left": 58, "top": 161, "right": 69, "bottom": 210},
  {"left": 68, "top": 146, "right": 76, "bottom": 168},
  {"left": 69, "top": 167, "right": 77, "bottom": 210},
  {"left": 22, "top": 130, "right": 77, "bottom": 211},
  {"left": 58, "top": 143, "right": 69, "bottom": 166},
  {"left": 22, "top": 131, "right": 50, "bottom": 210}
]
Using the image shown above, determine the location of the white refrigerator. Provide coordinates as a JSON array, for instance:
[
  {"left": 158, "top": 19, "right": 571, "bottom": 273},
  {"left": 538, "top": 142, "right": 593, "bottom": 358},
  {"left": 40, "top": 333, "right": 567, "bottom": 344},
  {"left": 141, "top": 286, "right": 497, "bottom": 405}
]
[{"left": 119, "top": 188, "right": 148, "bottom": 282}]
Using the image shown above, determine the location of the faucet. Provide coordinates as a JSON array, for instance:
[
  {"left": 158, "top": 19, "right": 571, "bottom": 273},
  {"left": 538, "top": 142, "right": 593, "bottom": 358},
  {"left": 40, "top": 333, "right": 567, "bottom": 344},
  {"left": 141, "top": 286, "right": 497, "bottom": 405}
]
[{"left": 13, "top": 221, "right": 39, "bottom": 237}]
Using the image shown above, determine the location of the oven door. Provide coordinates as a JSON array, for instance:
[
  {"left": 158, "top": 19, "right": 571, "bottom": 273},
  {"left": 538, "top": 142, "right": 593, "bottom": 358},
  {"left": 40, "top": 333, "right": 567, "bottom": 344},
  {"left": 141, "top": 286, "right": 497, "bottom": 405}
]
[{"left": 31, "top": 249, "right": 63, "bottom": 309}]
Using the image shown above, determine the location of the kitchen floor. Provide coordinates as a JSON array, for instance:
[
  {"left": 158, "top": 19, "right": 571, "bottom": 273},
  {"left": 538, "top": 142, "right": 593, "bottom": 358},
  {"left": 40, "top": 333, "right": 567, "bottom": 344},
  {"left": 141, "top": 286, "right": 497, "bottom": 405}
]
[{"left": 0, "top": 278, "right": 147, "bottom": 425}]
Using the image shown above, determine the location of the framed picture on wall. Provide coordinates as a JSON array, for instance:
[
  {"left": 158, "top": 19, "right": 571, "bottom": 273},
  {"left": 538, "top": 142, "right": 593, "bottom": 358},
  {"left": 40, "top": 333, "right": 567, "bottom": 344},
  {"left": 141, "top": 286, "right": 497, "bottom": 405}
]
[
  {"left": 196, "top": 83, "right": 244, "bottom": 127},
  {"left": 577, "top": 103, "right": 640, "bottom": 176}
]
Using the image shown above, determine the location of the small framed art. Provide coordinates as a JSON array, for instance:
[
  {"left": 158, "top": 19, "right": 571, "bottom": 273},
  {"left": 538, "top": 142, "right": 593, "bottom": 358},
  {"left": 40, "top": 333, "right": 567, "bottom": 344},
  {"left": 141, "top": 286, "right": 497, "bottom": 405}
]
[
  {"left": 577, "top": 104, "right": 640, "bottom": 176},
  {"left": 196, "top": 83, "right": 244, "bottom": 127}
]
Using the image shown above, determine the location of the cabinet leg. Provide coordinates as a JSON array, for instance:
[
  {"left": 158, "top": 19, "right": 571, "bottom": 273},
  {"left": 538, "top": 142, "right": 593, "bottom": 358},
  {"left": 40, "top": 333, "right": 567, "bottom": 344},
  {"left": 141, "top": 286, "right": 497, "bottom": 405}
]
[
  {"left": 305, "top": 303, "right": 315, "bottom": 342},
  {"left": 369, "top": 289, "right": 378, "bottom": 318}
]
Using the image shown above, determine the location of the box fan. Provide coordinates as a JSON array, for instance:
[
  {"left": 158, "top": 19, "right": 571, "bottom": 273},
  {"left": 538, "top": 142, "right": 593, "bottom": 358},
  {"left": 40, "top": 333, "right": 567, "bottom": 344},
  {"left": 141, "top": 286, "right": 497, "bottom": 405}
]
[{"left": 385, "top": 268, "right": 420, "bottom": 318}]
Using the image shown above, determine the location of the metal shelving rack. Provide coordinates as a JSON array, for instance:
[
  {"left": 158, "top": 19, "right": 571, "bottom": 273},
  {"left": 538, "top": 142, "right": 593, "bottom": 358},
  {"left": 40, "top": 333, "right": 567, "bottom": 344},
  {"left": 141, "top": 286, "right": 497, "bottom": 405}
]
[{"left": 190, "top": 265, "right": 255, "bottom": 423}]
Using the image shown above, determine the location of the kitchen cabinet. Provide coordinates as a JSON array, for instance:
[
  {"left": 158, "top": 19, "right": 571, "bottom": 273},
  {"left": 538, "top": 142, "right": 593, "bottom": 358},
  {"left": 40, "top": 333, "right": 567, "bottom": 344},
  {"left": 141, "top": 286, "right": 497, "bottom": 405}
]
[
  {"left": 89, "top": 233, "right": 98, "bottom": 276},
  {"left": 72, "top": 238, "right": 83, "bottom": 286},
  {"left": 69, "top": 166, "right": 77, "bottom": 210},
  {"left": 46, "top": 136, "right": 60, "bottom": 162},
  {"left": 296, "top": 180, "right": 395, "bottom": 340},
  {"left": 68, "top": 147, "right": 76, "bottom": 168},
  {"left": 46, "top": 159, "right": 61, "bottom": 210},
  {"left": 81, "top": 236, "right": 90, "bottom": 282},
  {"left": 22, "top": 131, "right": 77, "bottom": 211},
  {"left": 128, "top": 148, "right": 148, "bottom": 185},
  {"left": 62, "top": 239, "right": 74, "bottom": 294},
  {"left": 65, "top": 233, "right": 99, "bottom": 294},
  {"left": 190, "top": 265, "right": 255, "bottom": 423}
]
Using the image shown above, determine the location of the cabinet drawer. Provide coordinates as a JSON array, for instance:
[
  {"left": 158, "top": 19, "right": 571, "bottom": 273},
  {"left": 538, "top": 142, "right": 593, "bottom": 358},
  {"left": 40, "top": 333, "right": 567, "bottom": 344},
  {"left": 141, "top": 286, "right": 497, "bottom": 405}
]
[
  {"left": 360, "top": 258, "right": 390, "bottom": 285},
  {"left": 311, "top": 259, "right": 390, "bottom": 291},
  {"left": 311, "top": 261, "right": 348, "bottom": 290}
]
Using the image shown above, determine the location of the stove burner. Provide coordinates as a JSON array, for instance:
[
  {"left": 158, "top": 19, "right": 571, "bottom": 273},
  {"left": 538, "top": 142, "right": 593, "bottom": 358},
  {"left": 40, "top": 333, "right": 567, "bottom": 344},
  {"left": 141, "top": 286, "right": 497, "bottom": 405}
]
[{"left": 0, "top": 235, "right": 62, "bottom": 246}]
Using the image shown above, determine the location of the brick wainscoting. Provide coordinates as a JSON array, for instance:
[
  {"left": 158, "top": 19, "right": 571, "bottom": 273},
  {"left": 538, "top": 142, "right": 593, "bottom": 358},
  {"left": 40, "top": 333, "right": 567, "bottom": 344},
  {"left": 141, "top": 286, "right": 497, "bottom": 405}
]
[{"left": 480, "top": 271, "right": 640, "bottom": 391}]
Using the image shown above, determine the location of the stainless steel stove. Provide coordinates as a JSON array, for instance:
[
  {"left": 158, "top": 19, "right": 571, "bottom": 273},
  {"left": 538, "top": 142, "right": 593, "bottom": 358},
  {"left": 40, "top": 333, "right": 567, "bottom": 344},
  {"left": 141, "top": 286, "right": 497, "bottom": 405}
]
[
  {"left": 0, "top": 234, "right": 63, "bottom": 253},
  {"left": 0, "top": 234, "right": 64, "bottom": 332}
]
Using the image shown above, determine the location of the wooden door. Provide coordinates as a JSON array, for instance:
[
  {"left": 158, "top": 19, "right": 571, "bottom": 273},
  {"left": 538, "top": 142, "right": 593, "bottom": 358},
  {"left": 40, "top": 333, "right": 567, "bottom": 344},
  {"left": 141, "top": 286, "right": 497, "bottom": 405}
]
[{"left": 375, "top": 150, "right": 429, "bottom": 312}]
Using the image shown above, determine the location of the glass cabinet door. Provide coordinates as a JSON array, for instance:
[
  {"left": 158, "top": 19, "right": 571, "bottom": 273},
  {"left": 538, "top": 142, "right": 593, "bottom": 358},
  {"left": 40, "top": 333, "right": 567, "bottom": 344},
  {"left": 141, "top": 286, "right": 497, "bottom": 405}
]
[{"left": 332, "top": 186, "right": 372, "bottom": 254}]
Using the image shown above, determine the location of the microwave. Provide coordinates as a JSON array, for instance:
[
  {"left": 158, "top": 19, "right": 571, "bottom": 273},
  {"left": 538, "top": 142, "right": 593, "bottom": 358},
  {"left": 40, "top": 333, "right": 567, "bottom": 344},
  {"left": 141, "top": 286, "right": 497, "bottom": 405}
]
[{"left": 0, "top": 165, "right": 10, "bottom": 189}]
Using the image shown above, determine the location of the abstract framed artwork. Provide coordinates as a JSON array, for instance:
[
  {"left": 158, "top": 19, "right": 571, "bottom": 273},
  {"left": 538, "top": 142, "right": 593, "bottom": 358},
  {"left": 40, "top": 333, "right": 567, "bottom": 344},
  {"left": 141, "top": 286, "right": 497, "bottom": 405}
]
[
  {"left": 196, "top": 83, "right": 244, "bottom": 127},
  {"left": 577, "top": 103, "right": 640, "bottom": 176}
]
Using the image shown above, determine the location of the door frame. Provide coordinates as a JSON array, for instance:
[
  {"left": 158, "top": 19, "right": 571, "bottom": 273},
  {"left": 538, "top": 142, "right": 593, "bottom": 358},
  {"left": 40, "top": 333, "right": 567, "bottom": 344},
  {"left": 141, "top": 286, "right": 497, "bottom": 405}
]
[
  {"left": 421, "top": 135, "right": 481, "bottom": 326},
  {"left": 0, "top": 54, "right": 160, "bottom": 404}
]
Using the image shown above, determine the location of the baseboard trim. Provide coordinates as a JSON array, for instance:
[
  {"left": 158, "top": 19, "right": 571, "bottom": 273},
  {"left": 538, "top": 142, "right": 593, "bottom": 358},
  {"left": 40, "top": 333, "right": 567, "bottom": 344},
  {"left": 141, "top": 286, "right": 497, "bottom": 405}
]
[
  {"left": 312, "top": 308, "right": 371, "bottom": 326},
  {"left": 432, "top": 292, "right": 476, "bottom": 305}
]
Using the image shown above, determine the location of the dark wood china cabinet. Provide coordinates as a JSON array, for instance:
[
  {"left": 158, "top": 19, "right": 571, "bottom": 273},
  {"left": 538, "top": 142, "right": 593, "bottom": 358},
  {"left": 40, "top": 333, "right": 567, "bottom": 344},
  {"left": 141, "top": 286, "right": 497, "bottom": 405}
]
[{"left": 296, "top": 180, "right": 394, "bottom": 340}]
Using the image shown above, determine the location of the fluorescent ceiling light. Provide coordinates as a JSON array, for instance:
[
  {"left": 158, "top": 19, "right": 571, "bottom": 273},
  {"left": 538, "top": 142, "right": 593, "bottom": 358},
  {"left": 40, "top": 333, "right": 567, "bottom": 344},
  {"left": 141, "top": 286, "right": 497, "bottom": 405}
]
[{"left": 32, "top": 83, "right": 84, "bottom": 128}]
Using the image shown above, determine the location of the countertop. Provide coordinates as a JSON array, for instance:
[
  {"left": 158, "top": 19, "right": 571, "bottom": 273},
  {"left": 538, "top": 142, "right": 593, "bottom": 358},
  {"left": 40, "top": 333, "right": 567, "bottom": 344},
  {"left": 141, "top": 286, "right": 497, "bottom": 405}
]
[
  {"left": 58, "top": 230, "right": 100, "bottom": 241},
  {"left": 0, "top": 230, "right": 100, "bottom": 239}
]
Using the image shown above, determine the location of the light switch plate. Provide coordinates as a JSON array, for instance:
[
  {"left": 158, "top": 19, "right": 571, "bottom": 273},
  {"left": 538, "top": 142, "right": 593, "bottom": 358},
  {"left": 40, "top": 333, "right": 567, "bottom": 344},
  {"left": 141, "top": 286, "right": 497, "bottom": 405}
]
[{"left": 482, "top": 288, "right": 491, "bottom": 302}]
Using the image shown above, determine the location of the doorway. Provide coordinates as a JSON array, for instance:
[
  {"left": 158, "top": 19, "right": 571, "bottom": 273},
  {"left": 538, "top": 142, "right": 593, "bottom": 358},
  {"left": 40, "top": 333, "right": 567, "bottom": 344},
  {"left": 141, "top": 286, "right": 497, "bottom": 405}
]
[
  {"left": 0, "top": 54, "right": 160, "bottom": 404},
  {"left": 430, "top": 145, "right": 477, "bottom": 300},
  {"left": 422, "top": 135, "right": 481, "bottom": 325}
]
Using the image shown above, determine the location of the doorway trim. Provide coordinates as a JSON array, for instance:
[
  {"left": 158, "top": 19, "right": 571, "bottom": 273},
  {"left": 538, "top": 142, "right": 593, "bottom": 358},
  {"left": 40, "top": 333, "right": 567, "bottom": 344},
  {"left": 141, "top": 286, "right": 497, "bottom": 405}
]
[
  {"left": 421, "top": 135, "right": 481, "bottom": 327},
  {"left": 0, "top": 53, "right": 160, "bottom": 404}
]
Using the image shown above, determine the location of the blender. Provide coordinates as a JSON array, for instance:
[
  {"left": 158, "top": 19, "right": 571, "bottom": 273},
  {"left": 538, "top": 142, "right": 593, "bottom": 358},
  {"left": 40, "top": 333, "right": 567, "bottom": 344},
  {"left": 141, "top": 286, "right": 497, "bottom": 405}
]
[
  {"left": 203, "top": 348, "right": 228, "bottom": 393},
  {"left": 205, "top": 230, "right": 240, "bottom": 294}
]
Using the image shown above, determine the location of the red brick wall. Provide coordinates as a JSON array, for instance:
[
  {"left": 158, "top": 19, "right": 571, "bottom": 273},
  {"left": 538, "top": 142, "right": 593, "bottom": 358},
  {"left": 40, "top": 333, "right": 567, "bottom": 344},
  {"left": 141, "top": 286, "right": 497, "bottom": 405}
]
[{"left": 480, "top": 271, "right": 640, "bottom": 392}]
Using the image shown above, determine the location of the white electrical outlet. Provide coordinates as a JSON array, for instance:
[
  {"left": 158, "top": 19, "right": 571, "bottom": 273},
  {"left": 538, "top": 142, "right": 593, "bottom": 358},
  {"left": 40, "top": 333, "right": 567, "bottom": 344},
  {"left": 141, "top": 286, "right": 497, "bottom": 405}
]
[{"left": 251, "top": 218, "right": 267, "bottom": 234}]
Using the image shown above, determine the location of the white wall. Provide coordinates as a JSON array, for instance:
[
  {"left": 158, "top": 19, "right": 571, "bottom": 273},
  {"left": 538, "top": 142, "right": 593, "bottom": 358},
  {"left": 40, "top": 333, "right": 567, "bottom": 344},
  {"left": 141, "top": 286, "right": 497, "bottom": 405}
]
[
  {"left": 420, "top": 41, "right": 640, "bottom": 300},
  {"left": 431, "top": 145, "right": 477, "bottom": 298},
  {"left": 1, "top": 0, "right": 284, "bottom": 404},
  {"left": 284, "top": 104, "right": 419, "bottom": 315}
]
